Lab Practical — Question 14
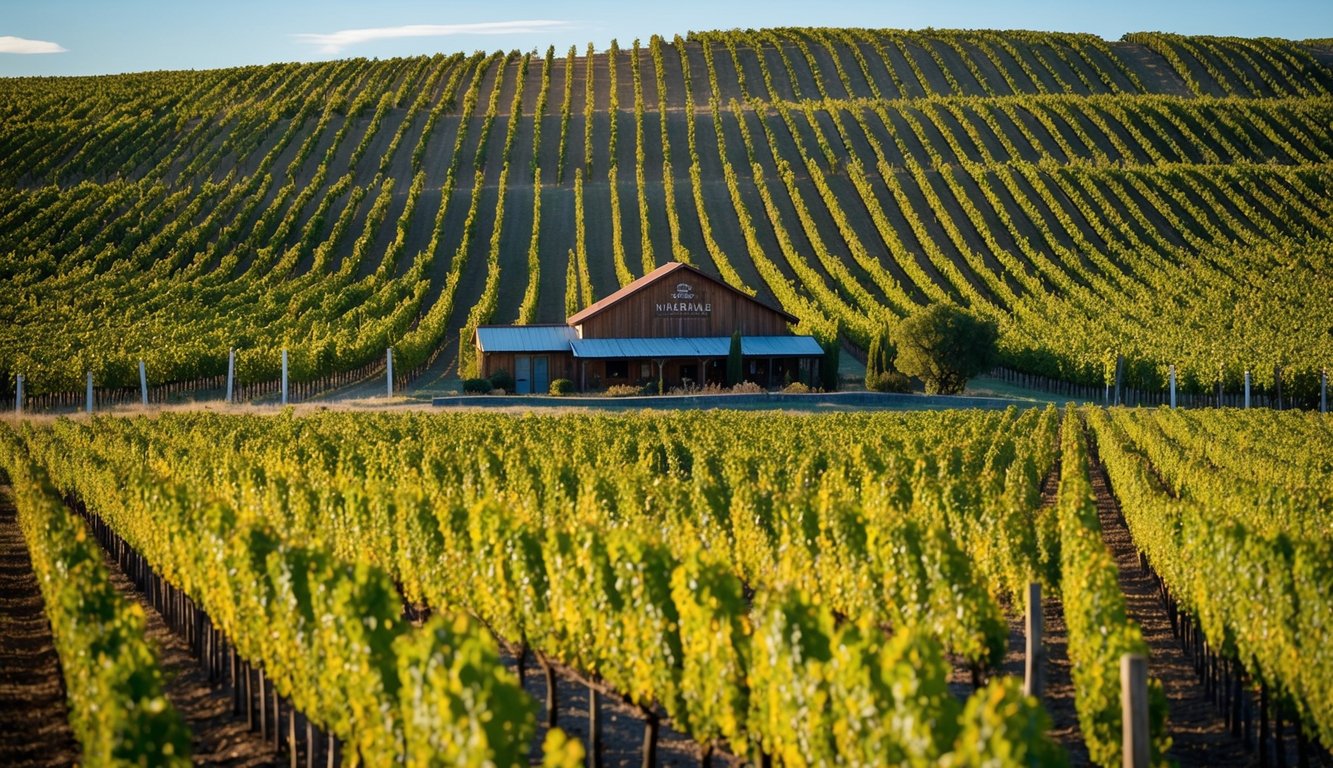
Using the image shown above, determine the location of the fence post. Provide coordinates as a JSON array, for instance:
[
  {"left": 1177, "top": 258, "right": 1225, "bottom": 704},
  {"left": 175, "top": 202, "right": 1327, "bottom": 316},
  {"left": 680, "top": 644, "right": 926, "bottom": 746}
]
[
  {"left": 281, "top": 349, "right": 289, "bottom": 406},
  {"left": 139, "top": 360, "right": 149, "bottom": 407},
  {"left": 386, "top": 347, "right": 394, "bottom": 398},
  {"left": 86, "top": 371, "right": 94, "bottom": 415},
  {"left": 1169, "top": 365, "right": 1176, "bottom": 409},
  {"left": 1244, "top": 370, "right": 1251, "bottom": 410},
  {"left": 1114, "top": 355, "right": 1124, "bottom": 406},
  {"left": 1024, "top": 582, "right": 1044, "bottom": 698},
  {"left": 226, "top": 348, "right": 236, "bottom": 404},
  {"left": 14, "top": 374, "right": 22, "bottom": 416},
  {"left": 1122, "top": 654, "right": 1149, "bottom": 768},
  {"left": 1322, "top": 370, "right": 1327, "bottom": 414}
]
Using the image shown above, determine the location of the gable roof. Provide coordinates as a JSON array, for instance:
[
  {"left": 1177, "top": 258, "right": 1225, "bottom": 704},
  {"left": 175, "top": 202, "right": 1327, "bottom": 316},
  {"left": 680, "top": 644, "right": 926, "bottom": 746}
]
[{"left": 566, "top": 262, "right": 797, "bottom": 326}]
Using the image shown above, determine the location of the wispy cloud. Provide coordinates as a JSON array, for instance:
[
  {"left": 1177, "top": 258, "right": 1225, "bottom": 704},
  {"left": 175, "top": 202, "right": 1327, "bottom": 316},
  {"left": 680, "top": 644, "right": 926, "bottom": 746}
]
[
  {"left": 0, "top": 36, "right": 66, "bottom": 55},
  {"left": 294, "top": 20, "right": 572, "bottom": 55}
]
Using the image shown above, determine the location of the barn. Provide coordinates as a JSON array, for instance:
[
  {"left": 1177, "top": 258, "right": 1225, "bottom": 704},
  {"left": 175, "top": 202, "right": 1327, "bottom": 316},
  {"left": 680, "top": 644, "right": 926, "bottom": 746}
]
[{"left": 474, "top": 262, "right": 824, "bottom": 394}]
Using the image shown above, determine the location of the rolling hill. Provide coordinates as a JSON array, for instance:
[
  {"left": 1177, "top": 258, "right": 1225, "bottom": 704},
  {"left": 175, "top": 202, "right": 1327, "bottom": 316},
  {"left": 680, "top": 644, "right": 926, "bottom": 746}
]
[{"left": 1, "top": 29, "right": 1331, "bottom": 400}]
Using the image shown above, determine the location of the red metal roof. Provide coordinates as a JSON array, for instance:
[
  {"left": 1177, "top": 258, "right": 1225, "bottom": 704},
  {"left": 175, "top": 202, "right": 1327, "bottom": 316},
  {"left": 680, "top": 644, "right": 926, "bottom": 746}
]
[{"left": 566, "top": 262, "right": 797, "bottom": 325}]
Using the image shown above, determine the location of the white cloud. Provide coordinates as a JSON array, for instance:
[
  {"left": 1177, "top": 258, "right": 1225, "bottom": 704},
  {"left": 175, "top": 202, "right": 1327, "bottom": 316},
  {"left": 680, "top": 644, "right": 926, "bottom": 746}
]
[
  {"left": 294, "top": 20, "right": 572, "bottom": 54},
  {"left": 0, "top": 36, "right": 66, "bottom": 55}
]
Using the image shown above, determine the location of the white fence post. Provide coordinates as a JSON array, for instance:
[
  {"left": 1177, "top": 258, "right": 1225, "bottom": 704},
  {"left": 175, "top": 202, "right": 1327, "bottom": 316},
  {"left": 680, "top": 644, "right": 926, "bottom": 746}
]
[
  {"left": 1168, "top": 365, "right": 1176, "bottom": 409},
  {"left": 386, "top": 347, "right": 394, "bottom": 398},
  {"left": 86, "top": 371, "right": 94, "bottom": 415},
  {"left": 281, "top": 349, "right": 289, "bottom": 406},
  {"left": 226, "top": 348, "right": 235, "bottom": 404},
  {"left": 14, "top": 374, "right": 22, "bottom": 416},
  {"left": 1244, "top": 370, "right": 1251, "bottom": 409},
  {"left": 139, "top": 360, "right": 148, "bottom": 407},
  {"left": 1121, "top": 654, "right": 1149, "bottom": 768}
]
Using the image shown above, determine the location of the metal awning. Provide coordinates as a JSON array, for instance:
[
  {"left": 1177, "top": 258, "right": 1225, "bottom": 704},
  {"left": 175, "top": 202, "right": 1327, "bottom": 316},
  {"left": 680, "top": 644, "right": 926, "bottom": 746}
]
[
  {"left": 475, "top": 325, "right": 579, "bottom": 353},
  {"left": 570, "top": 336, "right": 823, "bottom": 359}
]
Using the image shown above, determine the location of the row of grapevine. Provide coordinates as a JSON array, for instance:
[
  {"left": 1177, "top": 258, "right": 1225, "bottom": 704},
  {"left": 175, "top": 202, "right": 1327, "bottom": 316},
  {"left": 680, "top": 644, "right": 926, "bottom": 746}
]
[
  {"left": 1086, "top": 407, "right": 1333, "bottom": 754},
  {"left": 0, "top": 427, "right": 192, "bottom": 765}
]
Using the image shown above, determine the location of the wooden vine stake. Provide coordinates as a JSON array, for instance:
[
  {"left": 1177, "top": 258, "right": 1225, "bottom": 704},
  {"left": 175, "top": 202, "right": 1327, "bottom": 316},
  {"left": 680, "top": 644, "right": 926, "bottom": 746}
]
[
  {"left": 1024, "top": 582, "right": 1044, "bottom": 698},
  {"left": 1121, "top": 654, "right": 1149, "bottom": 768}
]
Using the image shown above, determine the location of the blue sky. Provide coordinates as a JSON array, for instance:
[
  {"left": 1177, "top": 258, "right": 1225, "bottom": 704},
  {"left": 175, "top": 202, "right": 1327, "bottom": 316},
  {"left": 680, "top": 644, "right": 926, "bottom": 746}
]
[{"left": 2, "top": 0, "right": 1330, "bottom": 77}]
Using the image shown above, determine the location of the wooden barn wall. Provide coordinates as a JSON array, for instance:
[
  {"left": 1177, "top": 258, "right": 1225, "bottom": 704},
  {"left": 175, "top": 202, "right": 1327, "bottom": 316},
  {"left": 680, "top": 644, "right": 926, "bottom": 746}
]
[{"left": 575, "top": 274, "right": 791, "bottom": 339}]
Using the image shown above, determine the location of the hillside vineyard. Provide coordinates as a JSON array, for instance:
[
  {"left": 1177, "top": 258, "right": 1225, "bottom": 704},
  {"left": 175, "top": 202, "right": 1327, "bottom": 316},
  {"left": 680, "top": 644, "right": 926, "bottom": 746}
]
[{"left": 2, "top": 30, "right": 1332, "bottom": 397}]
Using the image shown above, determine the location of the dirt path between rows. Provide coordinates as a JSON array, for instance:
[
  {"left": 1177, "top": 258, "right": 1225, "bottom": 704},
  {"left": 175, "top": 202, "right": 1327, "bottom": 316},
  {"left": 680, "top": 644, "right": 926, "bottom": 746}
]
[
  {"left": 99, "top": 548, "right": 280, "bottom": 766},
  {"left": 1086, "top": 444, "right": 1249, "bottom": 766},
  {"left": 0, "top": 486, "right": 79, "bottom": 767}
]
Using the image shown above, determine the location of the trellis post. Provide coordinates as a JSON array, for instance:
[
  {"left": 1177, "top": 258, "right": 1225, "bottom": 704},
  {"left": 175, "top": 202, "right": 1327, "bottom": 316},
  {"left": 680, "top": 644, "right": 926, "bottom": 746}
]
[
  {"left": 1122, "top": 654, "right": 1149, "bottom": 768},
  {"left": 386, "top": 347, "right": 394, "bottom": 398},
  {"left": 281, "top": 349, "right": 289, "bottom": 406},
  {"left": 139, "top": 360, "right": 149, "bottom": 406},
  {"left": 225, "top": 348, "right": 235, "bottom": 404},
  {"left": 86, "top": 371, "right": 94, "bottom": 415},
  {"left": 1168, "top": 365, "right": 1176, "bottom": 409}
]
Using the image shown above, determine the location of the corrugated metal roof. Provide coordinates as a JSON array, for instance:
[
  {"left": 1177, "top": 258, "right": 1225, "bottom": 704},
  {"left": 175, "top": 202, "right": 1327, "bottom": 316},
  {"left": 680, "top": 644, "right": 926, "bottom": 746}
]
[
  {"left": 742, "top": 335, "right": 825, "bottom": 357},
  {"left": 570, "top": 336, "right": 823, "bottom": 359},
  {"left": 475, "top": 325, "right": 579, "bottom": 353}
]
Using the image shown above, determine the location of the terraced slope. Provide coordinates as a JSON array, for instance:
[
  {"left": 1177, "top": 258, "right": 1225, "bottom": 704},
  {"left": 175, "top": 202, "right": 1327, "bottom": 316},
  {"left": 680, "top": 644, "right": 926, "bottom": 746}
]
[{"left": 1, "top": 30, "right": 1331, "bottom": 399}]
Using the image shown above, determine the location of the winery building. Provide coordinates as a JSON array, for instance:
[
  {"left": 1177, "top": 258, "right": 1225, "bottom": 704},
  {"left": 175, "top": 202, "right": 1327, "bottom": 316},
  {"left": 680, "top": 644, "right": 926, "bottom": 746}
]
[{"left": 474, "top": 262, "right": 824, "bottom": 393}]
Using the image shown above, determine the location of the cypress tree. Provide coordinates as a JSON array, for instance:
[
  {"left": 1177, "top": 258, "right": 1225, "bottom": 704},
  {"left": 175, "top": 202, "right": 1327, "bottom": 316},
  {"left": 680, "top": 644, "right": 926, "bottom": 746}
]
[
  {"left": 865, "top": 332, "right": 882, "bottom": 388},
  {"left": 727, "top": 330, "right": 743, "bottom": 387}
]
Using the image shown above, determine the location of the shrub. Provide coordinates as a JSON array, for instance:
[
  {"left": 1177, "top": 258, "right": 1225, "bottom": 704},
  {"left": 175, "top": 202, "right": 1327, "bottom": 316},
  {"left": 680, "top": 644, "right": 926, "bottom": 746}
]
[
  {"left": 488, "top": 369, "right": 515, "bottom": 392},
  {"left": 462, "top": 378, "right": 492, "bottom": 394},
  {"left": 894, "top": 305, "right": 999, "bottom": 395},
  {"left": 781, "top": 381, "right": 813, "bottom": 394},
  {"left": 731, "top": 381, "right": 764, "bottom": 394},
  {"left": 866, "top": 370, "right": 912, "bottom": 393},
  {"left": 605, "top": 384, "right": 642, "bottom": 397},
  {"left": 549, "top": 378, "right": 574, "bottom": 396}
]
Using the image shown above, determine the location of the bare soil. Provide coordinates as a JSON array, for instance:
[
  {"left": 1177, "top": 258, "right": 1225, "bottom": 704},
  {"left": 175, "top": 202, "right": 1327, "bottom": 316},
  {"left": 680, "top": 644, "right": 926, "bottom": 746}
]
[
  {"left": 1086, "top": 443, "right": 1250, "bottom": 766},
  {"left": 0, "top": 487, "right": 79, "bottom": 768},
  {"left": 99, "top": 542, "right": 281, "bottom": 766}
]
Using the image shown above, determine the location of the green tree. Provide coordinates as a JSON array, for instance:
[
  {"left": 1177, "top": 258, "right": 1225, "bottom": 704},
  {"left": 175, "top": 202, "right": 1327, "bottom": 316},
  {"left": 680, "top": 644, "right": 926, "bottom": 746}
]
[
  {"left": 894, "top": 305, "right": 998, "bottom": 395},
  {"left": 726, "top": 330, "right": 743, "bottom": 387}
]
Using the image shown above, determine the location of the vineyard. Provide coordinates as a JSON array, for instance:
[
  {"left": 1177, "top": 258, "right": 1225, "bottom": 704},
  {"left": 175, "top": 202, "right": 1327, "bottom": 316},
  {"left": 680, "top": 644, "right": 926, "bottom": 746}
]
[
  {"left": 0, "top": 407, "right": 1329, "bottom": 764},
  {"left": 2, "top": 30, "right": 1332, "bottom": 402}
]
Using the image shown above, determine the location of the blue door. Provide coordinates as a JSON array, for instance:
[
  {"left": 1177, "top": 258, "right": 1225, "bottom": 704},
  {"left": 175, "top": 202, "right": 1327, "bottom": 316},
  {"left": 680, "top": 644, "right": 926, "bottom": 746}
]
[
  {"left": 514, "top": 355, "right": 532, "bottom": 394},
  {"left": 533, "top": 356, "right": 549, "bottom": 395}
]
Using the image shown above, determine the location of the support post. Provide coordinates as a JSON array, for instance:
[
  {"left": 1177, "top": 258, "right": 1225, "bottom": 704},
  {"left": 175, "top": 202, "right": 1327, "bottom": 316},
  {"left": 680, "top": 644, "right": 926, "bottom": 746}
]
[
  {"left": 1114, "top": 354, "right": 1124, "bottom": 406},
  {"left": 226, "top": 348, "right": 235, "bottom": 404},
  {"left": 1244, "top": 370, "right": 1251, "bottom": 409},
  {"left": 1168, "top": 365, "right": 1176, "bottom": 409},
  {"left": 1024, "top": 582, "right": 1044, "bottom": 698},
  {"left": 588, "top": 684, "right": 603, "bottom": 768},
  {"left": 14, "top": 373, "right": 21, "bottom": 416},
  {"left": 281, "top": 349, "right": 289, "bottom": 406},
  {"left": 86, "top": 371, "right": 94, "bottom": 415},
  {"left": 139, "top": 360, "right": 149, "bottom": 406},
  {"left": 386, "top": 347, "right": 394, "bottom": 398},
  {"left": 1322, "top": 370, "right": 1327, "bottom": 414},
  {"left": 1122, "top": 654, "right": 1149, "bottom": 768}
]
